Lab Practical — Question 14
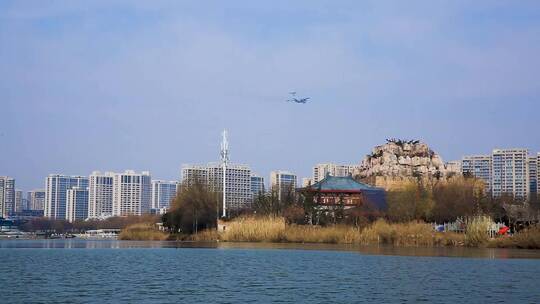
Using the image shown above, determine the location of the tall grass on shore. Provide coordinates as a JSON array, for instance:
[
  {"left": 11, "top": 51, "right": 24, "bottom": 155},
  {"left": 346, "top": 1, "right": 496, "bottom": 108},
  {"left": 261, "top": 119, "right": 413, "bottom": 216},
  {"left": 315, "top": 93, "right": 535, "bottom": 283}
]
[
  {"left": 118, "top": 223, "right": 168, "bottom": 241},
  {"left": 220, "top": 216, "right": 286, "bottom": 242},
  {"left": 216, "top": 216, "right": 464, "bottom": 246},
  {"left": 358, "top": 219, "right": 464, "bottom": 247},
  {"left": 219, "top": 216, "right": 364, "bottom": 244},
  {"left": 119, "top": 215, "right": 540, "bottom": 249},
  {"left": 187, "top": 229, "right": 220, "bottom": 242},
  {"left": 464, "top": 216, "right": 491, "bottom": 246},
  {"left": 283, "top": 225, "right": 361, "bottom": 244}
]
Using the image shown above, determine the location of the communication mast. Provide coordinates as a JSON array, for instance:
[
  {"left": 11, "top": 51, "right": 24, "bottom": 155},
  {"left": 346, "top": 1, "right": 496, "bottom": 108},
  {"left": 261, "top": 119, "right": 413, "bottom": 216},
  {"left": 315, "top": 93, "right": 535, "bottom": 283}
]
[{"left": 220, "top": 130, "right": 229, "bottom": 218}]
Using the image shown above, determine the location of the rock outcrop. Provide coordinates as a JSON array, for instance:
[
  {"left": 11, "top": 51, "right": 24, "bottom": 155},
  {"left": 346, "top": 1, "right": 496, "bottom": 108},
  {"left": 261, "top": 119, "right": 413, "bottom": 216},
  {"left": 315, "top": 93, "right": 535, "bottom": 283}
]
[{"left": 357, "top": 139, "right": 451, "bottom": 179}]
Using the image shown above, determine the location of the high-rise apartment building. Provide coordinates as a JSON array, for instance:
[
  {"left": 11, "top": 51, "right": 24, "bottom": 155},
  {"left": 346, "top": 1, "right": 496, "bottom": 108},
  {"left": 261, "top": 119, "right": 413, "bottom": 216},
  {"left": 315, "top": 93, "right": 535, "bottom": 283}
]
[
  {"left": 302, "top": 177, "right": 313, "bottom": 187},
  {"left": 462, "top": 150, "right": 539, "bottom": 200},
  {"left": 210, "top": 164, "right": 252, "bottom": 210},
  {"left": 491, "top": 149, "right": 529, "bottom": 199},
  {"left": 88, "top": 172, "right": 114, "bottom": 219},
  {"left": 250, "top": 175, "right": 265, "bottom": 198},
  {"left": 537, "top": 153, "right": 540, "bottom": 195},
  {"left": 28, "top": 189, "right": 46, "bottom": 211},
  {"left": 112, "top": 170, "right": 151, "bottom": 216},
  {"left": 181, "top": 165, "right": 208, "bottom": 186},
  {"left": 529, "top": 156, "right": 537, "bottom": 197},
  {"left": 270, "top": 170, "right": 297, "bottom": 202},
  {"left": 151, "top": 180, "right": 178, "bottom": 211},
  {"left": 462, "top": 155, "right": 492, "bottom": 192},
  {"left": 312, "top": 164, "right": 360, "bottom": 183},
  {"left": 66, "top": 187, "right": 89, "bottom": 222},
  {"left": 14, "top": 190, "right": 23, "bottom": 213},
  {"left": 22, "top": 196, "right": 30, "bottom": 211},
  {"left": 445, "top": 161, "right": 462, "bottom": 175},
  {"left": 45, "top": 175, "right": 88, "bottom": 219},
  {"left": 0, "top": 176, "right": 15, "bottom": 217},
  {"left": 181, "top": 163, "right": 252, "bottom": 210}
]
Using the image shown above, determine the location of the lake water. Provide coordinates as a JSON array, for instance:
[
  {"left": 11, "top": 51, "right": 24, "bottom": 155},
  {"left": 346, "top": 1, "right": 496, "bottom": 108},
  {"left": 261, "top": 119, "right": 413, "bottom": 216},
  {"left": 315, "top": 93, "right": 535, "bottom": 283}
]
[{"left": 1, "top": 240, "right": 540, "bottom": 303}]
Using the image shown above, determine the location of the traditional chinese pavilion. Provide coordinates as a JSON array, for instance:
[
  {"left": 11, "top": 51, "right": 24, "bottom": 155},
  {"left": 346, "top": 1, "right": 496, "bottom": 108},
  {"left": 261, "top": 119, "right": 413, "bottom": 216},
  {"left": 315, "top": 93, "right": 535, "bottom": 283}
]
[{"left": 302, "top": 174, "right": 386, "bottom": 210}]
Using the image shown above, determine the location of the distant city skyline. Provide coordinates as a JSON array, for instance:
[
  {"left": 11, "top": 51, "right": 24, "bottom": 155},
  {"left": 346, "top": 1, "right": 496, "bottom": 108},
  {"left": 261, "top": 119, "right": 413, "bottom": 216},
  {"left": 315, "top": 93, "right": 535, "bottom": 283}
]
[
  {"left": 4, "top": 142, "right": 540, "bottom": 192},
  {"left": 1, "top": 1, "right": 540, "bottom": 190}
]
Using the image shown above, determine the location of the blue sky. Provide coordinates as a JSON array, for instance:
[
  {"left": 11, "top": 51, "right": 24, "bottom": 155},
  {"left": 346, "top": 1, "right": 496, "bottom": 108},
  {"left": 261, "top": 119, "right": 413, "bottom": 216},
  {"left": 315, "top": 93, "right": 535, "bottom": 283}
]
[{"left": 1, "top": 1, "right": 539, "bottom": 190}]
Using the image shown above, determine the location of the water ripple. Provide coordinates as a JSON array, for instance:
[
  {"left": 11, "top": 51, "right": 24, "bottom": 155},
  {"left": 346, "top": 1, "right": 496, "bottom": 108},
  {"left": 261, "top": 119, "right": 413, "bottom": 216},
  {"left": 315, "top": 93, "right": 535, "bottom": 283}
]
[{"left": 0, "top": 241, "right": 540, "bottom": 303}]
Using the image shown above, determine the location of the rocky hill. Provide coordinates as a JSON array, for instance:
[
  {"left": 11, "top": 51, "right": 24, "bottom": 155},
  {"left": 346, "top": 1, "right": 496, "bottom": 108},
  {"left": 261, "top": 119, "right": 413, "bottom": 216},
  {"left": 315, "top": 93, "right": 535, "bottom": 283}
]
[{"left": 357, "top": 139, "right": 453, "bottom": 179}]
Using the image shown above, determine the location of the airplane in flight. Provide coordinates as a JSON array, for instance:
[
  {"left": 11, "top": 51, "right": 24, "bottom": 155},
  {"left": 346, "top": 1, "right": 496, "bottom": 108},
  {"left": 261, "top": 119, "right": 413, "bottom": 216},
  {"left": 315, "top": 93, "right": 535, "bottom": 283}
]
[{"left": 287, "top": 92, "right": 310, "bottom": 104}]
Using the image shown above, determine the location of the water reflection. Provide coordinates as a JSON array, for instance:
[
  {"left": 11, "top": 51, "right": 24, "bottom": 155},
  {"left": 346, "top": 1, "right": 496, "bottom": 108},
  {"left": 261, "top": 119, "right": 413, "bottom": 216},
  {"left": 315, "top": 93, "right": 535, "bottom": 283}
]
[
  {"left": 1, "top": 239, "right": 539, "bottom": 259},
  {"left": 0, "top": 239, "right": 182, "bottom": 249}
]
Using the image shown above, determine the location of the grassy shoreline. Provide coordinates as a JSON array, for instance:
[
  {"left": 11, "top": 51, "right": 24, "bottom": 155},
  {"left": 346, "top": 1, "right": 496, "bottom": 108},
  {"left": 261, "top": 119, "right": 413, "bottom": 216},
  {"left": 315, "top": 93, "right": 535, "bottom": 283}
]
[
  {"left": 213, "top": 217, "right": 465, "bottom": 247},
  {"left": 119, "top": 216, "right": 540, "bottom": 249},
  {"left": 118, "top": 223, "right": 168, "bottom": 241}
]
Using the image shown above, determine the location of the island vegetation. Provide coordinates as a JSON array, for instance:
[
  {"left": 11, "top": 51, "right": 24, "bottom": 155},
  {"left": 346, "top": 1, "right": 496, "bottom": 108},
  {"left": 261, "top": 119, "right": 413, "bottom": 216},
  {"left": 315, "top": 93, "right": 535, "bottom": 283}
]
[
  {"left": 155, "top": 177, "right": 540, "bottom": 249},
  {"left": 19, "top": 177, "right": 539, "bottom": 248}
]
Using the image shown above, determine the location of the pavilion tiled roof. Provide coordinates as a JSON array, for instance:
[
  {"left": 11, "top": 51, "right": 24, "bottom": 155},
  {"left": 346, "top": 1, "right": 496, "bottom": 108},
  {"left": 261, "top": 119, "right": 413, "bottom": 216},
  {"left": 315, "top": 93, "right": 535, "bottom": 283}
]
[{"left": 306, "top": 175, "right": 383, "bottom": 192}]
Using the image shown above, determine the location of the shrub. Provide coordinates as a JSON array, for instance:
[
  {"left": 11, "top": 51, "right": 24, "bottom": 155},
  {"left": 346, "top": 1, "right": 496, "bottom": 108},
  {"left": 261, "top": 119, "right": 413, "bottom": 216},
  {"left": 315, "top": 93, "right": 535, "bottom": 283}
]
[{"left": 283, "top": 205, "right": 305, "bottom": 225}]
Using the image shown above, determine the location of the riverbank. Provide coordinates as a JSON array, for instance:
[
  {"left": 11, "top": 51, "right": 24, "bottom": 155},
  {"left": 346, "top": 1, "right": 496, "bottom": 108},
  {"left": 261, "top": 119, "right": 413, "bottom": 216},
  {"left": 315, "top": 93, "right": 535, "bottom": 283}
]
[
  {"left": 212, "top": 217, "right": 466, "bottom": 246},
  {"left": 488, "top": 227, "right": 540, "bottom": 249},
  {"left": 121, "top": 216, "right": 540, "bottom": 249},
  {"left": 212, "top": 216, "right": 540, "bottom": 249}
]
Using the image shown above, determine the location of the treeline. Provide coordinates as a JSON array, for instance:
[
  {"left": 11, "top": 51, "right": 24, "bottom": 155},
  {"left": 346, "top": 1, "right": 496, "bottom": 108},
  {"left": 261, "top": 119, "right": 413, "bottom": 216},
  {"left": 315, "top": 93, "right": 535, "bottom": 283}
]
[
  {"left": 252, "top": 187, "right": 381, "bottom": 227},
  {"left": 250, "top": 177, "right": 530, "bottom": 226},
  {"left": 163, "top": 177, "right": 540, "bottom": 235},
  {"left": 162, "top": 182, "right": 220, "bottom": 234},
  {"left": 19, "top": 215, "right": 160, "bottom": 233},
  {"left": 387, "top": 177, "right": 540, "bottom": 226},
  {"left": 162, "top": 181, "right": 380, "bottom": 233}
]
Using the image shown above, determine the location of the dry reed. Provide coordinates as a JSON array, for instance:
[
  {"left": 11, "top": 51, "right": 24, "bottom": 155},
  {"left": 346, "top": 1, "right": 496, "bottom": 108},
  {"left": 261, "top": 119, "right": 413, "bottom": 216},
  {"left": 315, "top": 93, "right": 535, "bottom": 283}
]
[
  {"left": 189, "top": 221, "right": 540, "bottom": 249},
  {"left": 358, "top": 219, "right": 464, "bottom": 246},
  {"left": 282, "top": 225, "right": 361, "bottom": 244},
  {"left": 218, "top": 216, "right": 464, "bottom": 247},
  {"left": 221, "top": 216, "right": 286, "bottom": 242},
  {"left": 464, "top": 216, "right": 491, "bottom": 246},
  {"left": 188, "top": 229, "right": 220, "bottom": 242},
  {"left": 118, "top": 223, "right": 168, "bottom": 241}
]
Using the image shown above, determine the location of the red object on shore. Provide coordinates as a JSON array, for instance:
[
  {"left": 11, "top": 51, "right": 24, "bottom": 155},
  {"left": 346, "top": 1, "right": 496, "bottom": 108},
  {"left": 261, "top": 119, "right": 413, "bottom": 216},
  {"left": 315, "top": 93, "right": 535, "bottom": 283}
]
[{"left": 498, "top": 226, "right": 509, "bottom": 235}]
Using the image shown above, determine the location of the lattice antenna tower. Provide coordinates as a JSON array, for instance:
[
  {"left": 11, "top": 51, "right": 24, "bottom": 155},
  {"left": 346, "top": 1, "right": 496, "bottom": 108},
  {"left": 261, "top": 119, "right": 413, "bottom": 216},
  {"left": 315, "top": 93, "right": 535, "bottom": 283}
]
[{"left": 220, "top": 130, "right": 229, "bottom": 217}]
